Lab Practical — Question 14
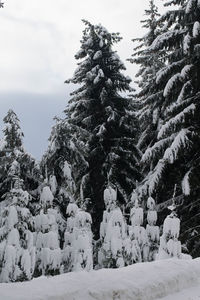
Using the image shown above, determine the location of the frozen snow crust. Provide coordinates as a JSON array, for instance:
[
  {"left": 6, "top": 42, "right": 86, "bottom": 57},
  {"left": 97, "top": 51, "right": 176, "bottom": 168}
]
[{"left": 0, "top": 258, "right": 200, "bottom": 300}]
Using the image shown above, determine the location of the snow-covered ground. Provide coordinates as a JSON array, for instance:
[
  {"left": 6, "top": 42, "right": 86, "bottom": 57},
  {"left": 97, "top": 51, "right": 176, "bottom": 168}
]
[{"left": 0, "top": 258, "right": 200, "bottom": 300}]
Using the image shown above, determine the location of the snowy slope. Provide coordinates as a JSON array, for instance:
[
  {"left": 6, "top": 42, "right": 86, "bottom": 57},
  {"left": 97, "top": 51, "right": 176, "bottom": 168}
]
[{"left": 0, "top": 258, "right": 200, "bottom": 300}]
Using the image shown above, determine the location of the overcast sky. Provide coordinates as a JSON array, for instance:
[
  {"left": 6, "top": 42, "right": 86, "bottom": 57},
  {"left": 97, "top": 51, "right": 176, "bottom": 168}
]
[{"left": 0, "top": 0, "right": 165, "bottom": 159}]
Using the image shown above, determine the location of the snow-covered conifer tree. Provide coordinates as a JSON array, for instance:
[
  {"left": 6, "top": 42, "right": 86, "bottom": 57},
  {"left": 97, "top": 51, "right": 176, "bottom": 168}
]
[
  {"left": 0, "top": 177, "right": 35, "bottom": 282},
  {"left": 138, "top": 0, "right": 200, "bottom": 257},
  {"left": 98, "top": 185, "right": 129, "bottom": 268},
  {"left": 129, "top": 191, "right": 148, "bottom": 262},
  {"left": 34, "top": 185, "right": 61, "bottom": 276},
  {"left": 63, "top": 200, "right": 93, "bottom": 272},
  {"left": 0, "top": 110, "right": 40, "bottom": 203},
  {"left": 62, "top": 201, "right": 78, "bottom": 272},
  {"left": 157, "top": 202, "right": 181, "bottom": 259},
  {"left": 129, "top": 0, "right": 166, "bottom": 153},
  {"left": 66, "top": 20, "right": 141, "bottom": 237},
  {"left": 73, "top": 206, "right": 93, "bottom": 271},
  {"left": 42, "top": 118, "right": 87, "bottom": 213},
  {"left": 146, "top": 196, "right": 159, "bottom": 261}
]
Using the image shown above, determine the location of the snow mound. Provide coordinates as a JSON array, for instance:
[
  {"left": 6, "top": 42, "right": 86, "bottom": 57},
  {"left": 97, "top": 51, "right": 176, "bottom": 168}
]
[{"left": 0, "top": 259, "right": 200, "bottom": 300}]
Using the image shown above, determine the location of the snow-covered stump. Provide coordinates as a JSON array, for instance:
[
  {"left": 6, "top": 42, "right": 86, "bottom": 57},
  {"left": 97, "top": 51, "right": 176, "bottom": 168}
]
[
  {"left": 157, "top": 204, "right": 181, "bottom": 260},
  {"left": 98, "top": 186, "right": 129, "bottom": 268},
  {"left": 34, "top": 186, "right": 61, "bottom": 277},
  {"left": 146, "top": 197, "right": 160, "bottom": 261},
  {"left": 129, "top": 191, "right": 149, "bottom": 263},
  {"left": 0, "top": 183, "right": 35, "bottom": 282}
]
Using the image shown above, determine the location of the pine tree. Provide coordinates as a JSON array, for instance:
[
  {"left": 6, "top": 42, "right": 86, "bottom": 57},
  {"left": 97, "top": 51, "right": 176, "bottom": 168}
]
[
  {"left": 0, "top": 110, "right": 40, "bottom": 202},
  {"left": 0, "top": 177, "right": 35, "bottom": 282},
  {"left": 66, "top": 20, "right": 141, "bottom": 237},
  {"left": 129, "top": 0, "right": 166, "bottom": 154},
  {"left": 138, "top": 0, "right": 200, "bottom": 257},
  {"left": 34, "top": 185, "right": 61, "bottom": 276}
]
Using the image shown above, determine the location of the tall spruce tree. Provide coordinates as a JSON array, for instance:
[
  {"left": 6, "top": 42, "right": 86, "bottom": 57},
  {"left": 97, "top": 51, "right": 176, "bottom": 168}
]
[
  {"left": 129, "top": 0, "right": 166, "bottom": 154},
  {"left": 65, "top": 20, "right": 141, "bottom": 237},
  {"left": 139, "top": 0, "right": 200, "bottom": 256},
  {"left": 0, "top": 110, "right": 39, "bottom": 202}
]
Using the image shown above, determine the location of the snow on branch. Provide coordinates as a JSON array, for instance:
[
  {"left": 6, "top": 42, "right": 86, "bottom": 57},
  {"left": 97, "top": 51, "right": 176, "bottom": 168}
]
[
  {"left": 163, "top": 129, "right": 191, "bottom": 164},
  {"left": 163, "top": 73, "right": 182, "bottom": 98},
  {"left": 141, "top": 136, "right": 175, "bottom": 163},
  {"left": 150, "top": 29, "right": 186, "bottom": 51},
  {"left": 182, "top": 170, "right": 191, "bottom": 196},
  {"left": 158, "top": 104, "right": 195, "bottom": 139}
]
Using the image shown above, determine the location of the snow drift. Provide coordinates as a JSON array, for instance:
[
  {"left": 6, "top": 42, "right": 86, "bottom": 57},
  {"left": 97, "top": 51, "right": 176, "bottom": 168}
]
[{"left": 0, "top": 258, "right": 200, "bottom": 300}]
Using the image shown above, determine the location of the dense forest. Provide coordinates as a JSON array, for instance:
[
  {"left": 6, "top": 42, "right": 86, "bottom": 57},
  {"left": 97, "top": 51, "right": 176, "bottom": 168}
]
[{"left": 0, "top": 0, "right": 199, "bottom": 282}]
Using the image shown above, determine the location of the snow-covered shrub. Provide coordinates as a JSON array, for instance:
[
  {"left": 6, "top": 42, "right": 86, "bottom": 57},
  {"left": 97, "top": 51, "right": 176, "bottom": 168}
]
[
  {"left": 34, "top": 186, "right": 61, "bottom": 276},
  {"left": 129, "top": 191, "right": 148, "bottom": 262},
  {"left": 0, "top": 181, "right": 35, "bottom": 282},
  {"left": 98, "top": 185, "right": 129, "bottom": 268},
  {"left": 146, "top": 197, "right": 160, "bottom": 261},
  {"left": 157, "top": 204, "right": 181, "bottom": 259},
  {"left": 63, "top": 202, "right": 93, "bottom": 272},
  {"left": 63, "top": 202, "right": 78, "bottom": 272}
]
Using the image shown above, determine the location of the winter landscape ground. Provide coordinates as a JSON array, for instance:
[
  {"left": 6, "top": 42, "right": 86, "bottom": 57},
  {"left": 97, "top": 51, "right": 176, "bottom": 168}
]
[{"left": 0, "top": 258, "right": 200, "bottom": 300}]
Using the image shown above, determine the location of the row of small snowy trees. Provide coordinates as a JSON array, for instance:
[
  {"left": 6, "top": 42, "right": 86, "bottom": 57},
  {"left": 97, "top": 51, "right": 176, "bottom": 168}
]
[
  {"left": 0, "top": 175, "right": 183, "bottom": 283},
  {"left": 0, "top": 177, "right": 93, "bottom": 282}
]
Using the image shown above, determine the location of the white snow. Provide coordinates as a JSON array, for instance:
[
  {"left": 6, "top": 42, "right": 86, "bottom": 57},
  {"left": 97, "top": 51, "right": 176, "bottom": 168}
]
[
  {"left": 193, "top": 21, "right": 200, "bottom": 38},
  {"left": 0, "top": 259, "right": 200, "bottom": 300}
]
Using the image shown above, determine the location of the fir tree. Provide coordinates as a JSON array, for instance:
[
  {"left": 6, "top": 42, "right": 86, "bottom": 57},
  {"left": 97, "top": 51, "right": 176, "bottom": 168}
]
[
  {"left": 138, "top": 0, "right": 200, "bottom": 256},
  {"left": 42, "top": 117, "right": 88, "bottom": 213},
  {"left": 66, "top": 20, "right": 141, "bottom": 237},
  {"left": 0, "top": 110, "right": 39, "bottom": 202},
  {"left": 0, "top": 177, "right": 35, "bottom": 282},
  {"left": 129, "top": 0, "right": 166, "bottom": 154}
]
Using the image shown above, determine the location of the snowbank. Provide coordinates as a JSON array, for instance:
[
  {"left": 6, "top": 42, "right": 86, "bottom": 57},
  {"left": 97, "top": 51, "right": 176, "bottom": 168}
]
[{"left": 0, "top": 258, "right": 200, "bottom": 300}]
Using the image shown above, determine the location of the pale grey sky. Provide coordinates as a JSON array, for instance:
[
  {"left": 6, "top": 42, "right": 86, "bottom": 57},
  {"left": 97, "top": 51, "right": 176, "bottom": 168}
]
[{"left": 0, "top": 0, "right": 166, "bottom": 159}]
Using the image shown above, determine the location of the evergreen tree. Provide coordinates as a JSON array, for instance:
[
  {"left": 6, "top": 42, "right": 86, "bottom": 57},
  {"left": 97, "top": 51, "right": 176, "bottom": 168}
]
[
  {"left": 157, "top": 202, "right": 181, "bottom": 259},
  {"left": 63, "top": 201, "right": 93, "bottom": 272},
  {"left": 138, "top": 0, "right": 200, "bottom": 256},
  {"left": 129, "top": 191, "right": 149, "bottom": 262},
  {"left": 42, "top": 117, "right": 88, "bottom": 213},
  {"left": 34, "top": 185, "right": 61, "bottom": 276},
  {"left": 0, "top": 110, "right": 40, "bottom": 202},
  {"left": 98, "top": 185, "right": 127, "bottom": 268},
  {"left": 66, "top": 20, "right": 141, "bottom": 237},
  {"left": 129, "top": 0, "right": 165, "bottom": 154},
  {"left": 0, "top": 177, "right": 35, "bottom": 282},
  {"left": 146, "top": 196, "right": 159, "bottom": 261}
]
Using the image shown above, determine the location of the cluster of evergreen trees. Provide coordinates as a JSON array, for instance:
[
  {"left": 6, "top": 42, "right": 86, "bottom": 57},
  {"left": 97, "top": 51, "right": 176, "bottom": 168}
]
[{"left": 0, "top": 0, "right": 199, "bottom": 282}]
